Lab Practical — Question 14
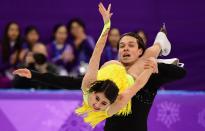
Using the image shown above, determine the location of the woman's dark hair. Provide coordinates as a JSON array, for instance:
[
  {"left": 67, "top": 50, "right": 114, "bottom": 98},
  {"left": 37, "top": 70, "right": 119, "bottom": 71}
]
[
  {"left": 117, "top": 32, "right": 146, "bottom": 57},
  {"left": 89, "top": 79, "right": 119, "bottom": 104},
  {"left": 67, "top": 18, "right": 86, "bottom": 38},
  {"left": 25, "top": 25, "right": 39, "bottom": 36},
  {"left": 1, "top": 21, "right": 22, "bottom": 62},
  {"left": 51, "top": 24, "right": 67, "bottom": 40}
]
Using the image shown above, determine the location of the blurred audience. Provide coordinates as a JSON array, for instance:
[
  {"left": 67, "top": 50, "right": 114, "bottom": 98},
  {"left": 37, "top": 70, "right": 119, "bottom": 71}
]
[
  {"left": 20, "top": 25, "right": 40, "bottom": 62},
  {"left": 13, "top": 43, "right": 59, "bottom": 89},
  {"left": 136, "top": 29, "right": 148, "bottom": 45},
  {"left": 23, "top": 43, "right": 58, "bottom": 74},
  {"left": 67, "top": 18, "right": 95, "bottom": 76},
  {"left": 23, "top": 25, "right": 40, "bottom": 50},
  {"left": 101, "top": 28, "right": 120, "bottom": 65},
  {"left": 0, "top": 22, "right": 23, "bottom": 88},
  {"left": 47, "top": 24, "right": 74, "bottom": 75}
]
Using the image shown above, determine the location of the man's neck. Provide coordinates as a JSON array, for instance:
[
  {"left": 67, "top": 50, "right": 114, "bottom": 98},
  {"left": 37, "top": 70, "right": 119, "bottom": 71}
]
[{"left": 122, "top": 61, "right": 137, "bottom": 71}]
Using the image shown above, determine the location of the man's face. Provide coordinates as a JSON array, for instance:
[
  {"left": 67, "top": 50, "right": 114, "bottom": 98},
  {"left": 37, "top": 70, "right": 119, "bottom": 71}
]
[{"left": 118, "top": 35, "right": 142, "bottom": 66}]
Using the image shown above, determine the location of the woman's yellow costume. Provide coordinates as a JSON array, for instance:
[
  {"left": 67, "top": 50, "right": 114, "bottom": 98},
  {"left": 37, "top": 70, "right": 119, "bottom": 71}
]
[{"left": 75, "top": 64, "right": 135, "bottom": 127}]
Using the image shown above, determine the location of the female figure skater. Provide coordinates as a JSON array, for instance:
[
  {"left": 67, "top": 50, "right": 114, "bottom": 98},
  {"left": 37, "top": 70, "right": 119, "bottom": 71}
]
[{"left": 14, "top": 2, "right": 172, "bottom": 128}]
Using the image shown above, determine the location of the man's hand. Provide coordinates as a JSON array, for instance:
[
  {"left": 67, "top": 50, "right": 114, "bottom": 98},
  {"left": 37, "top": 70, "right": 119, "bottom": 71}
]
[{"left": 13, "top": 68, "right": 32, "bottom": 78}]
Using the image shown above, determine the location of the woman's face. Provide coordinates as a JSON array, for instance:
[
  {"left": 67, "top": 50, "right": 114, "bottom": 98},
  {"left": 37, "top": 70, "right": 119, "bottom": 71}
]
[
  {"left": 108, "top": 28, "right": 120, "bottom": 48},
  {"left": 138, "top": 31, "right": 147, "bottom": 45},
  {"left": 70, "top": 22, "right": 84, "bottom": 37},
  {"left": 118, "top": 35, "right": 143, "bottom": 66},
  {"left": 89, "top": 92, "right": 111, "bottom": 111},
  {"left": 8, "top": 23, "right": 20, "bottom": 41},
  {"left": 55, "top": 26, "right": 68, "bottom": 44},
  {"left": 26, "top": 30, "right": 39, "bottom": 45}
]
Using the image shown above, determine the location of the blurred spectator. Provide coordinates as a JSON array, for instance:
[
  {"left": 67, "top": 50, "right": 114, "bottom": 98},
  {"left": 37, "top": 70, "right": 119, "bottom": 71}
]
[
  {"left": 13, "top": 43, "right": 59, "bottom": 89},
  {"left": 136, "top": 29, "right": 148, "bottom": 45},
  {"left": 0, "top": 22, "right": 23, "bottom": 88},
  {"left": 20, "top": 25, "right": 40, "bottom": 62},
  {"left": 101, "top": 28, "right": 120, "bottom": 65},
  {"left": 23, "top": 25, "right": 40, "bottom": 50},
  {"left": 24, "top": 43, "right": 58, "bottom": 74},
  {"left": 47, "top": 24, "right": 74, "bottom": 75},
  {"left": 67, "top": 18, "right": 95, "bottom": 76}
]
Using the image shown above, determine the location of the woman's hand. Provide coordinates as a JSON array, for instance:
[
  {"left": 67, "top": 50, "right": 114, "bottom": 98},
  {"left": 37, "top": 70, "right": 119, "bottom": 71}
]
[
  {"left": 13, "top": 68, "right": 32, "bottom": 78},
  {"left": 98, "top": 2, "right": 113, "bottom": 24},
  {"left": 10, "top": 51, "right": 18, "bottom": 64},
  {"left": 25, "top": 52, "right": 35, "bottom": 65},
  {"left": 62, "top": 49, "right": 74, "bottom": 63}
]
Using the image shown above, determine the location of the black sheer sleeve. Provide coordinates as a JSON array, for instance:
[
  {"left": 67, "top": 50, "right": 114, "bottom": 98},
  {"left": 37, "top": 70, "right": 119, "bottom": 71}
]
[
  {"left": 146, "top": 63, "right": 186, "bottom": 91},
  {"left": 31, "top": 70, "right": 83, "bottom": 89}
]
